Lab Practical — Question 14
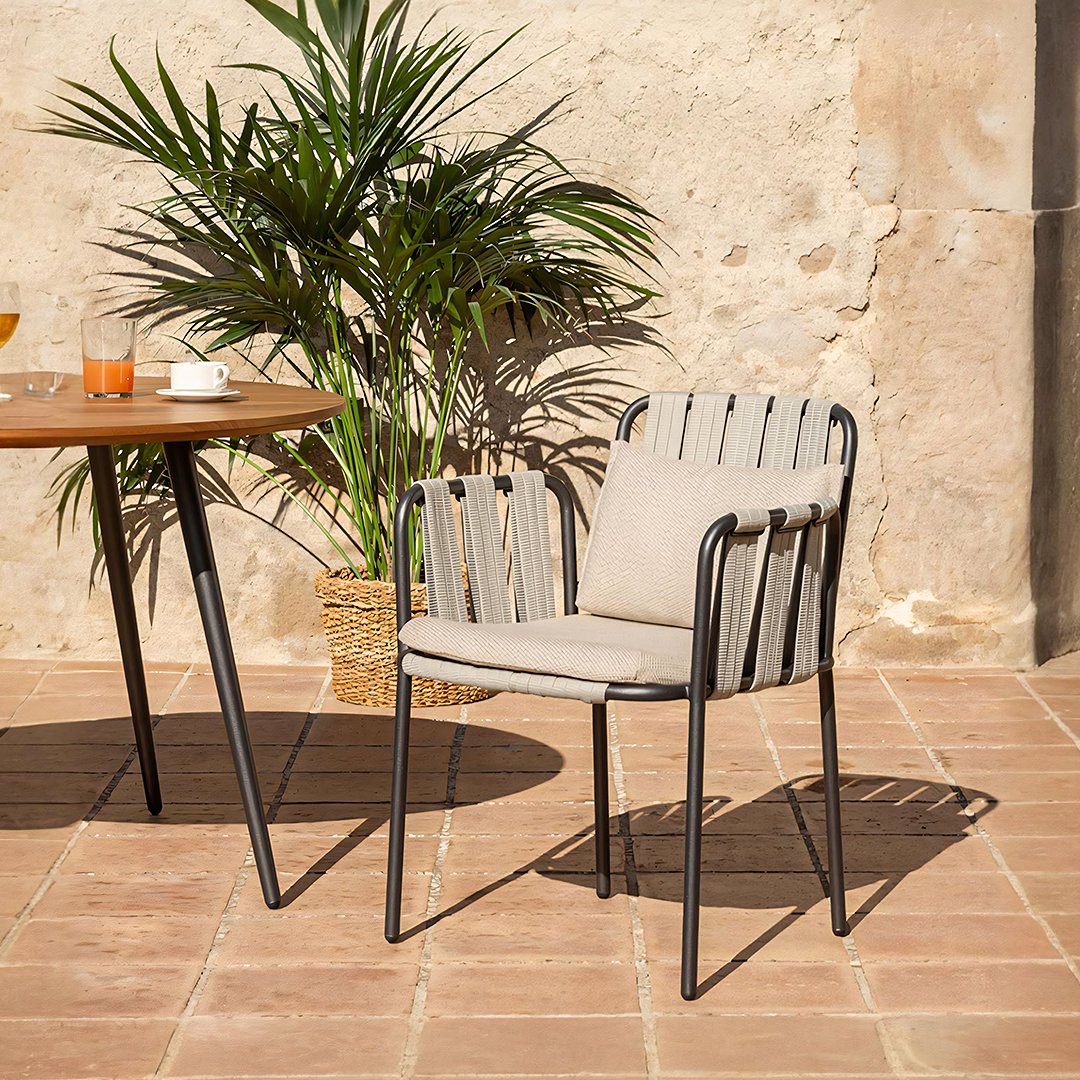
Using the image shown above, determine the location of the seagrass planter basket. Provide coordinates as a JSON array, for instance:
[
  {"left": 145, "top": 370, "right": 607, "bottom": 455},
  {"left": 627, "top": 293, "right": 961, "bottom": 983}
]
[{"left": 314, "top": 567, "right": 488, "bottom": 707}]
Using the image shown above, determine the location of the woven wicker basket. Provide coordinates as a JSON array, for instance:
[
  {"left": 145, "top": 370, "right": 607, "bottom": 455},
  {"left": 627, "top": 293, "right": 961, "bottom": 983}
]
[{"left": 314, "top": 567, "right": 488, "bottom": 707}]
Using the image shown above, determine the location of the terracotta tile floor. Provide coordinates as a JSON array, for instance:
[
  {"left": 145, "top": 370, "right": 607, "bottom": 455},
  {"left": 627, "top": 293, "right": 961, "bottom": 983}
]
[{"left": 1, "top": 655, "right": 1080, "bottom": 1078}]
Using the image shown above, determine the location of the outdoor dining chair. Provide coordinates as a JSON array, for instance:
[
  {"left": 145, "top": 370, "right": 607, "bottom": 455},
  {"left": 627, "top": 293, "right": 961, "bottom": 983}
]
[{"left": 384, "top": 390, "right": 857, "bottom": 1000}]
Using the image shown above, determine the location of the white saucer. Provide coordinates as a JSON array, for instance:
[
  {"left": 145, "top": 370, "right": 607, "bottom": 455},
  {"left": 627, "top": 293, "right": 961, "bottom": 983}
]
[{"left": 157, "top": 388, "right": 240, "bottom": 401}]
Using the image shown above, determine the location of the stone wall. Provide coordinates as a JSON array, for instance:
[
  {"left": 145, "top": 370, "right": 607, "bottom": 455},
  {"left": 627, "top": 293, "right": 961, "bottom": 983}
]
[{"left": 0, "top": 0, "right": 1065, "bottom": 668}]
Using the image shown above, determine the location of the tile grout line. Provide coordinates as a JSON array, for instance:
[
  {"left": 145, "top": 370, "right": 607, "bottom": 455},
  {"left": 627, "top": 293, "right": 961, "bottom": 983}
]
[
  {"left": 608, "top": 701, "right": 661, "bottom": 1080},
  {"left": 265, "top": 668, "right": 334, "bottom": 825},
  {"left": 152, "top": 668, "right": 332, "bottom": 1078},
  {"left": 0, "top": 665, "right": 52, "bottom": 725},
  {"left": 0, "top": 663, "right": 197, "bottom": 962},
  {"left": 397, "top": 703, "right": 469, "bottom": 1080},
  {"left": 750, "top": 694, "right": 908, "bottom": 1079},
  {"left": 876, "top": 669, "right": 1080, "bottom": 988},
  {"left": 152, "top": 859, "right": 255, "bottom": 1078},
  {"left": 0, "top": 819, "right": 89, "bottom": 961},
  {"left": 1015, "top": 672, "right": 1080, "bottom": 752}
]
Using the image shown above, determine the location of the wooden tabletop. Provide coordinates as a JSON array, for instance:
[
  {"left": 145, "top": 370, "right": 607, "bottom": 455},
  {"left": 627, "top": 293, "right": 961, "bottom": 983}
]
[{"left": 0, "top": 375, "right": 345, "bottom": 448}]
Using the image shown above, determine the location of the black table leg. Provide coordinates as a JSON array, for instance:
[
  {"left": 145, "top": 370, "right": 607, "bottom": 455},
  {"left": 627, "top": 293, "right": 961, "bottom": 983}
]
[
  {"left": 162, "top": 440, "right": 280, "bottom": 908},
  {"left": 86, "top": 444, "right": 162, "bottom": 815}
]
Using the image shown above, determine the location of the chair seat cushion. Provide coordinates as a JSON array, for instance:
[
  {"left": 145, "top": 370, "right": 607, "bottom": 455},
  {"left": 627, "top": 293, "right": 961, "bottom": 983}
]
[
  {"left": 399, "top": 613, "right": 694, "bottom": 685},
  {"left": 577, "top": 440, "right": 844, "bottom": 629}
]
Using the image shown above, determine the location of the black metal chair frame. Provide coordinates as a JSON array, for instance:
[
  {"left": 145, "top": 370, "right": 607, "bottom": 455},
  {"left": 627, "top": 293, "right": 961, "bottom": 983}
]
[{"left": 384, "top": 394, "right": 858, "bottom": 1000}]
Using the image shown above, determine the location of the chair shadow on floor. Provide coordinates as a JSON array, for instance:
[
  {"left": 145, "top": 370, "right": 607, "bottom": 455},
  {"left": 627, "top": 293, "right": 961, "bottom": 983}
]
[
  {"left": 2, "top": 711, "right": 998, "bottom": 997},
  {"left": 401, "top": 772, "right": 996, "bottom": 997},
  {"left": 0, "top": 711, "right": 565, "bottom": 880}
]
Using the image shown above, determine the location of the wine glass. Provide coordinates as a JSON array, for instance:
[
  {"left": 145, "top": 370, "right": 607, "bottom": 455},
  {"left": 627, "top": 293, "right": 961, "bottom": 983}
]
[{"left": 0, "top": 281, "right": 19, "bottom": 402}]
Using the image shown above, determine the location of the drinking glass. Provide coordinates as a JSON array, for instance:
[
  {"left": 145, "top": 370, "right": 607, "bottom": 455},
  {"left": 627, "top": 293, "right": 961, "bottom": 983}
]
[
  {"left": 81, "top": 318, "right": 136, "bottom": 399},
  {"left": 0, "top": 282, "right": 18, "bottom": 402}
]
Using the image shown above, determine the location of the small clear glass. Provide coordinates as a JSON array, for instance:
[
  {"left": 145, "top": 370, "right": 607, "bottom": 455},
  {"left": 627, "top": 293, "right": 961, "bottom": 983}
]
[
  {"left": 0, "top": 281, "right": 19, "bottom": 403},
  {"left": 82, "top": 318, "right": 136, "bottom": 399}
]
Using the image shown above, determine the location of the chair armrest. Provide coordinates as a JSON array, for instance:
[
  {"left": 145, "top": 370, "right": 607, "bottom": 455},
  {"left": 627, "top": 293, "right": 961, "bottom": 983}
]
[
  {"left": 691, "top": 498, "right": 841, "bottom": 698},
  {"left": 392, "top": 470, "right": 579, "bottom": 632}
]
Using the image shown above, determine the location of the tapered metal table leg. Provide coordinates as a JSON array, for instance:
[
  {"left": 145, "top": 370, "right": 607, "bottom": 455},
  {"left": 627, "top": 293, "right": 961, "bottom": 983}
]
[
  {"left": 86, "top": 444, "right": 162, "bottom": 815},
  {"left": 163, "top": 440, "right": 280, "bottom": 908}
]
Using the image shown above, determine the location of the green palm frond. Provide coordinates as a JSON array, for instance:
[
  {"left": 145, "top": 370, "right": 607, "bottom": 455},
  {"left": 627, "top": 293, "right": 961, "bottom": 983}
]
[{"left": 40, "top": 0, "right": 661, "bottom": 580}]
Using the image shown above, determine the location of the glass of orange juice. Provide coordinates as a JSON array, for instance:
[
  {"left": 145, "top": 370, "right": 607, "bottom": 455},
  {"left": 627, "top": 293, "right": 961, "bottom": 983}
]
[{"left": 81, "top": 318, "right": 136, "bottom": 398}]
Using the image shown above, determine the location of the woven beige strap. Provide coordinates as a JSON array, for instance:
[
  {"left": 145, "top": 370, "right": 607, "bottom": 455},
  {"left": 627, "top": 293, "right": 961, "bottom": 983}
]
[
  {"left": 749, "top": 525, "right": 803, "bottom": 692},
  {"left": 417, "top": 479, "right": 468, "bottom": 622},
  {"left": 714, "top": 497, "right": 840, "bottom": 696},
  {"left": 642, "top": 391, "right": 691, "bottom": 458},
  {"left": 459, "top": 474, "right": 513, "bottom": 625},
  {"left": 790, "top": 502, "right": 837, "bottom": 681},
  {"left": 508, "top": 472, "right": 557, "bottom": 621},
  {"left": 794, "top": 398, "right": 835, "bottom": 469},
  {"left": 720, "top": 394, "right": 772, "bottom": 467},
  {"left": 713, "top": 531, "right": 763, "bottom": 698},
  {"left": 401, "top": 652, "right": 609, "bottom": 704},
  {"left": 760, "top": 395, "right": 806, "bottom": 469},
  {"left": 681, "top": 394, "right": 732, "bottom": 464}
]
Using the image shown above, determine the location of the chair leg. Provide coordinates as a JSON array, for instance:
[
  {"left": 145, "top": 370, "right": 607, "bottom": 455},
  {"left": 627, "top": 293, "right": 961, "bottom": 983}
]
[
  {"left": 680, "top": 690, "right": 707, "bottom": 1001},
  {"left": 819, "top": 668, "right": 849, "bottom": 935},
  {"left": 591, "top": 702, "right": 611, "bottom": 899},
  {"left": 384, "top": 668, "right": 412, "bottom": 943}
]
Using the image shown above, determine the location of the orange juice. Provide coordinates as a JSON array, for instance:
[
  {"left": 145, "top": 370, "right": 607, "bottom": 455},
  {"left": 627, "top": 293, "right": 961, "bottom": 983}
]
[
  {"left": 82, "top": 357, "right": 134, "bottom": 396},
  {"left": 0, "top": 312, "right": 18, "bottom": 349}
]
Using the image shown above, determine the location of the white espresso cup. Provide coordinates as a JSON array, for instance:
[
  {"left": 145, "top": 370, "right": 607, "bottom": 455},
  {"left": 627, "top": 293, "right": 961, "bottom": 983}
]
[{"left": 170, "top": 361, "right": 230, "bottom": 392}]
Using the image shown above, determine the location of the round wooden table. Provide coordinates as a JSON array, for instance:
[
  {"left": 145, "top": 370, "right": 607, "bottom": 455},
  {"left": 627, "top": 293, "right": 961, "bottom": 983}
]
[{"left": 0, "top": 375, "right": 344, "bottom": 908}]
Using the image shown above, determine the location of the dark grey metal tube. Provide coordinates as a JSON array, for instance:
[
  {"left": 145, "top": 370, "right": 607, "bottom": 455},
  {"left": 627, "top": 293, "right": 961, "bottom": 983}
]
[
  {"left": 86, "top": 445, "right": 162, "bottom": 816},
  {"left": 386, "top": 488, "right": 420, "bottom": 943},
  {"left": 162, "top": 441, "right": 279, "bottom": 909},
  {"left": 385, "top": 668, "right": 412, "bottom": 942},
  {"left": 818, "top": 668, "right": 848, "bottom": 935},
  {"left": 591, "top": 702, "right": 611, "bottom": 899},
  {"left": 681, "top": 689, "right": 706, "bottom": 1001}
]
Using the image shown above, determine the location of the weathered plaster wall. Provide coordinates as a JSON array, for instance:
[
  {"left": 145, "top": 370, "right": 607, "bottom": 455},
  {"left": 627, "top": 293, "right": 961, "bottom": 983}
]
[
  {"left": 842, "top": 0, "right": 1039, "bottom": 665},
  {"left": 0, "top": 0, "right": 1052, "bottom": 667}
]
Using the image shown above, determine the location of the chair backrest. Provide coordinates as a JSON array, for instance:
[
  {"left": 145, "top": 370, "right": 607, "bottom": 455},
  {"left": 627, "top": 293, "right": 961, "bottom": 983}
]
[
  {"left": 617, "top": 391, "right": 842, "bottom": 473},
  {"left": 395, "top": 470, "right": 578, "bottom": 632},
  {"left": 397, "top": 390, "right": 856, "bottom": 697},
  {"left": 615, "top": 391, "right": 857, "bottom": 695}
]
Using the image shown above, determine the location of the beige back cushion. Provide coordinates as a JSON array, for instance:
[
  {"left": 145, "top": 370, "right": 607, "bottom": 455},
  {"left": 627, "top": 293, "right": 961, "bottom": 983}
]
[{"left": 576, "top": 441, "right": 844, "bottom": 629}]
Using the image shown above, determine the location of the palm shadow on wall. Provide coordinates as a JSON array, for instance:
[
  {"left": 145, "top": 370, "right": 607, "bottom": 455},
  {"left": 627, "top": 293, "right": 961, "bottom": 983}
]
[{"left": 433, "top": 303, "right": 666, "bottom": 526}]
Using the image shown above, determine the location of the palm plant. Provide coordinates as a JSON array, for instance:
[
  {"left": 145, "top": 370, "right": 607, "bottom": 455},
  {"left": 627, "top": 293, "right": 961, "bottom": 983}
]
[{"left": 41, "top": 0, "right": 659, "bottom": 581}]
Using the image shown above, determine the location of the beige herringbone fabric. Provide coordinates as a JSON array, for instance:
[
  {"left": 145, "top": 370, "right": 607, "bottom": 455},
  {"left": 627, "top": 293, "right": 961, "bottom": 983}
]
[
  {"left": 508, "top": 471, "right": 557, "bottom": 621},
  {"left": 720, "top": 394, "right": 772, "bottom": 467},
  {"left": 760, "top": 396, "right": 807, "bottom": 469},
  {"left": 417, "top": 479, "right": 468, "bottom": 622},
  {"left": 459, "top": 475, "right": 513, "bottom": 625},
  {"left": 714, "top": 532, "right": 762, "bottom": 697},
  {"left": 795, "top": 398, "right": 834, "bottom": 469},
  {"left": 401, "top": 653, "right": 610, "bottom": 703},
  {"left": 417, "top": 472, "right": 558, "bottom": 628},
  {"left": 576, "top": 441, "right": 843, "bottom": 630},
  {"left": 791, "top": 519, "right": 829, "bottom": 682},
  {"left": 400, "top": 613, "right": 693, "bottom": 684},
  {"left": 642, "top": 391, "right": 695, "bottom": 459}
]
